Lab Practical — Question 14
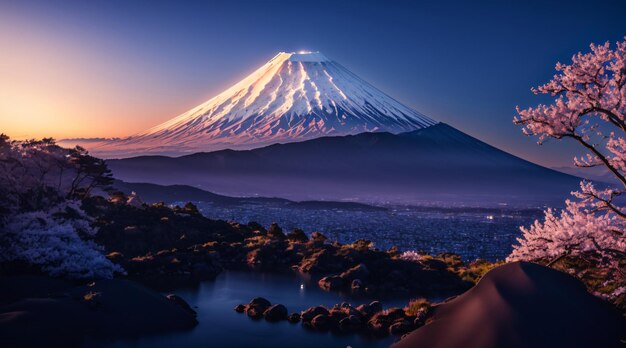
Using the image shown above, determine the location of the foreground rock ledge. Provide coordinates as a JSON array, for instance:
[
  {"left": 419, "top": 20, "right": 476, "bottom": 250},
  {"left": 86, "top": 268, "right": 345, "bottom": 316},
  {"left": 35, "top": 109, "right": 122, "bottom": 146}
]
[
  {"left": 0, "top": 276, "right": 197, "bottom": 348},
  {"left": 392, "top": 262, "right": 626, "bottom": 348}
]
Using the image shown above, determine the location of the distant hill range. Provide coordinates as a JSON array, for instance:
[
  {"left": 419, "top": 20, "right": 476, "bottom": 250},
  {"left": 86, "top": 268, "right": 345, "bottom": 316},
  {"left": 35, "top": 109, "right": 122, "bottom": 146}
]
[
  {"left": 108, "top": 123, "right": 582, "bottom": 206},
  {"left": 551, "top": 165, "right": 619, "bottom": 185},
  {"left": 112, "top": 180, "right": 386, "bottom": 211}
]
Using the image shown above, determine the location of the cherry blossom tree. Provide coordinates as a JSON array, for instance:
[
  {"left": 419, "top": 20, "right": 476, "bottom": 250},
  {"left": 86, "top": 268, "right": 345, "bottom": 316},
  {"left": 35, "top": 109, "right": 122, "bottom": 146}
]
[{"left": 509, "top": 38, "right": 626, "bottom": 298}]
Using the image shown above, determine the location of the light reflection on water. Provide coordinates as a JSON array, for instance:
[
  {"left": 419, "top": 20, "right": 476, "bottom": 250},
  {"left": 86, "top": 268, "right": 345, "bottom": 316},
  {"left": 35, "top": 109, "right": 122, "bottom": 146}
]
[{"left": 100, "top": 271, "right": 415, "bottom": 348}]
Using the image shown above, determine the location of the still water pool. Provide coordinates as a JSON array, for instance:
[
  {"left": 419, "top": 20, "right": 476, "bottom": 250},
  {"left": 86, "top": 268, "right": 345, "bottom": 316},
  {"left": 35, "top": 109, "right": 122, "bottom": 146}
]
[{"left": 100, "top": 271, "right": 414, "bottom": 348}]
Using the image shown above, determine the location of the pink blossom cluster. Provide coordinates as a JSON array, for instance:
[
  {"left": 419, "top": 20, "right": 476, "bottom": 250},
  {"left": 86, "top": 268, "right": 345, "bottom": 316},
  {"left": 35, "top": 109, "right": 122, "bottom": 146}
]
[{"left": 511, "top": 38, "right": 626, "bottom": 297}]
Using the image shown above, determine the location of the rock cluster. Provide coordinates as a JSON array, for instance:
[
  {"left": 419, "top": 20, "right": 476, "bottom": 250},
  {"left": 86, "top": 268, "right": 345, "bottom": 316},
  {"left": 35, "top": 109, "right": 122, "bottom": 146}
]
[
  {"left": 121, "top": 248, "right": 222, "bottom": 289},
  {"left": 86, "top": 196, "right": 475, "bottom": 295},
  {"left": 166, "top": 294, "right": 197, "bottom": 317},
  {"left": 235, "top": 298, "right": 434, "bottom": 337},
  {"left": 302, "top": 242, "right": 470, "bottom": 296},
  {"left": 235, "top": 297, "right": 290, "bottom": 322},
  {"left": 237, "top": 232, "right": 471, "bottom": 297}
]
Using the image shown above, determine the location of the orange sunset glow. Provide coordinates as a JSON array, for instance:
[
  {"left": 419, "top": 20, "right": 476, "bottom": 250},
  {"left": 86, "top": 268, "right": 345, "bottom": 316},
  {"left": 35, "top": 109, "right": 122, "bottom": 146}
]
[{"left": 0, "top": 7, "right": 219, "bottom": 140}]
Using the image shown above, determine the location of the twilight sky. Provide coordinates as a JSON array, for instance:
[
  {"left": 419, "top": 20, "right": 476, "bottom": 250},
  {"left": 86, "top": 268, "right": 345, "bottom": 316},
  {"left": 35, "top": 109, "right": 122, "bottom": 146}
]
[{"left": 1, "top": 0, "right": 625, "bottom": 166}]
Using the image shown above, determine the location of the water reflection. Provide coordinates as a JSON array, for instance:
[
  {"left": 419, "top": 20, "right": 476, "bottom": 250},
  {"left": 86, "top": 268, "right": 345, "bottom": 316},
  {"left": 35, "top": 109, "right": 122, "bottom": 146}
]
[{"left": 101, "top": 271, "right": 413, "bottom": 348}]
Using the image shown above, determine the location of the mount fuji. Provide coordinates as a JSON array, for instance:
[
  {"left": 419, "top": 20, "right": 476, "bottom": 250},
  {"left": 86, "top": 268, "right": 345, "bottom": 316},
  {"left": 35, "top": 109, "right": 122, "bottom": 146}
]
[
  {"left": 71, "top": 51, "right": 437, "bottom": 157},
  {"left": 67, "top": 51, "right": 583, "bottom": 204}
]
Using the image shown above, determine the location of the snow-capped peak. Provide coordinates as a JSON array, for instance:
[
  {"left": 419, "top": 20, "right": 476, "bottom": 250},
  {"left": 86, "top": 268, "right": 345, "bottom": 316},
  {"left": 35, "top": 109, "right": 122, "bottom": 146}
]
[
  {"left": 287, "top": 51, "right": 329, "bottom": 62},
  {"left": 94, "top": 51, "right": 438, "bottom": 157}
]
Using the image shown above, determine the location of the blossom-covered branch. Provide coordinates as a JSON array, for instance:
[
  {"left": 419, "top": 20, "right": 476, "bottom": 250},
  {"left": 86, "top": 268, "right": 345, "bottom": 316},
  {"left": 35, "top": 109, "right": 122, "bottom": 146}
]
[
  {"left": 514, "top": 39, "right": 626, "bottom": 187},
  {"left": 510, "top": 38, "right": 626, "bottom": 300}
]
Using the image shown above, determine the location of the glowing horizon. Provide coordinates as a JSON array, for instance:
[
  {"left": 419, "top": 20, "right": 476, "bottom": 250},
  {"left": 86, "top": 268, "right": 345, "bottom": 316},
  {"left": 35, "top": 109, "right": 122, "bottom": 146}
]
[{"left": 0, "top": 12, "right": 194, "bottom": 140}]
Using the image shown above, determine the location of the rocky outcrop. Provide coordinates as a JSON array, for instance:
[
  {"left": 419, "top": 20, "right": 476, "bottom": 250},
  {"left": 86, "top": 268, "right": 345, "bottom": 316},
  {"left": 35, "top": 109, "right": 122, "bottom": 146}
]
[
  {"left": 85, "top": 197, "right": 473, "bottom": 296},
  {"left": 287, "top": 312, "right": 301, "bottom": 323},
  {"left": 0, "top": 276, "right": 198, "bottom": 348},
  {"left": 301, "top": 306, "right": 330, "bottom": 322},
  {"left": 286, "top": 228, "right": 309, "bottom": 243},
  {"left": 235, "top": 297, "right": 435, "bottom": 337},
  {"left": 318, "top": 275, "right": 345, "bottom": 291},
  {"left": 245, "top": 297, "right": 272, "bottom": 319},
  {"left": 235, "top": 298, "right": 291, "bottom": 322},
  {"left": 299, "top": 241, "right": 470, "bottom": 296},
  {"left": 340, "top": 263, "right": 370, "bottom": 282},
  {"left": 264, "top": 304, "right": 288, "bottom": 321},
  {"left": 123, "top": 248, "right": 222, "bottom": 290},
  {"left": 166, "top": 294, "right": 196, "bottom": 317},
  {"left": 84, "top": 196, "right": 253, "bottom": 259}
]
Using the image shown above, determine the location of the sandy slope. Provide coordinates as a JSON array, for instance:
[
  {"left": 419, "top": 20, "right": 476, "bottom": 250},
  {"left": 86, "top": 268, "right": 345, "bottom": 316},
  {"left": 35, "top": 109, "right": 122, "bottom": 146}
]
[{"left": 392, "top": 262, "right": 625, "bottom": 348}]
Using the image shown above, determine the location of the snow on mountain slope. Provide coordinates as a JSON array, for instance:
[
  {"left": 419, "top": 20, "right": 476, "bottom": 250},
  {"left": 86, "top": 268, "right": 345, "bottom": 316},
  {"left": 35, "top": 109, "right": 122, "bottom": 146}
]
[{"left": 85, "top": 51, "right": 437, "bottom": 157}]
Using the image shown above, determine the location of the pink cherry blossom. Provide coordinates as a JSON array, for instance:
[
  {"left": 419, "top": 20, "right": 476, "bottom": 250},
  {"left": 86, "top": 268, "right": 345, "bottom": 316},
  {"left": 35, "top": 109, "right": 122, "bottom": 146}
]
[{"left": 511, "top": 38, "right": 626, "bottom": 298}]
